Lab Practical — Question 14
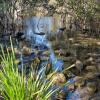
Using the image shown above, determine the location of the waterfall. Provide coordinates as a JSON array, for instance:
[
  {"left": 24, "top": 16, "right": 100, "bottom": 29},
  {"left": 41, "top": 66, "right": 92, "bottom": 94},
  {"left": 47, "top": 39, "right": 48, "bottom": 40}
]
[{"left": 25, "top": 17, "right": 64, "bottom": 72}]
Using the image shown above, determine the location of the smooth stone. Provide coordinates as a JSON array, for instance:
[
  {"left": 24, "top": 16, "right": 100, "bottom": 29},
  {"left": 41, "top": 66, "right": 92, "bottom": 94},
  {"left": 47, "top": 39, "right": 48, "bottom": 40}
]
[
  {"left": 22, "top": 46, "right": 32, "bottom": 55},
  {"left": 67, "top": 84, "right": 75, "bottom": 91},
  {"left": 42, "top": 51, "right": 50, "bottom": 56},
  {"left": 85, "top": 66, "right": 97, "bottom": 71},
  {"left": 19, "top": 41, "right": 29, "bottom": 48},
  {"left": 75, "top": 60, "right": 83, "bottom": 72},
  {"left": 89, "top": 92, "right": 100, "bottom": 100},
  {"left": 86, "top": 82, "right": 97, "bottom": 95},
  {"left": 56, "top": 91, "right": 66, "bottom": 100},
  {"left": 73, "top": 76, "right": 85, "bottom": 88},
  {"left": 84, "top": 72, "right": 98, "bottom": 79},
  {"left": 76, "top": 87, "right": 90, "bottom": 99},
  {"left": 51, "top": 72, "right": 66, "bottom": 85},
  {"left": 14, "top": 59, "right": 20, "bottom": 64},
  {"left": 14, "top": 48, "right": 21, "bottom": 55},
  {"left": 85, "top": 57, "right": 95, "bottom": 65}
]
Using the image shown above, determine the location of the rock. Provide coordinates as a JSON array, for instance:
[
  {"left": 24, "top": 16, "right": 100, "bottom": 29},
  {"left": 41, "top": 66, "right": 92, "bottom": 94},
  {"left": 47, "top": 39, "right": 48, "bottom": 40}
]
[
  {"left": 55, "top": 49, "right": 65, "bottom": 56},
  {"left": 80, "top": 96, "right": 90, "bottom": 100},
  {"left": 19, "top": 40, "right": 29, "bottom": 48},
  {"left": 42, "top": 50, "right": 50, "bottom": 56},
  {"left": 75, "top": 60, "right": 83, "bottom": 72},
  {"left": 36, "top": 7, "right": 48, "bottom": 16},
  {"left": 96, "top": 41, "right": 100, "bottom": 45},
  {"left": 95, "top": 58, "right": 100, "bottom": 63},
  {"left": 56, "top": 91, "right": 66, "bottom": 100},
  {"left": 55, "top": 6, "right": 66, "bottom": 13},
  {"left": 74, "top": 76, "right": 85, "bottom": 88},
  {"left": 85, "top": 66, "right": 97, "bottom": 72},
  {"left": 32, "top": 57, "right": 40, "bottom": 64},
  {"left": 67, "top": 84, "right": 75, "bottom": 91},
  {"left": 73, "top": 76, "right": 82, "bottom": 81},
  {"left": 65, "top": 71, "right": 75, "bottom": 78},
  {"left": 22, "top": 46, "right": 32, "bottom": 55},
  {"left": 89, "top": 92, "right": 100, "bottom": 100},
  {"left": 84, "top": 72, "right": 97, "bottom": 79},
  {"left": 69, "top": 38, "right": 74, "bottom": 43},
  {"left": 86, "top": 82, "right": 97, "bottom": 95},
  {"left": 76, "top": 87, "right": 91, "bottom": 99},
  {"left": 14, "top": 48, "right": 21, "bottom": 55},
  {"left": 85, "top": 57, "right": 95, "bottom": 65},
  {"left": 48, "top": 0, "right": 57, "bottom": 7},
  {"left": 87, "top": 57, "right": 94, "bottom": 62},
  {"left": 14, "top": 59, "right": 20, "bottom": 65},
  {"left": 97, "top": 64, "right": 100, "bottom": 72},
  {"left": 87, "top": 53, "right": 100, "bottom": 58},
  {"left": 51, "top": 72, "right": 66, "bottom": 85}
]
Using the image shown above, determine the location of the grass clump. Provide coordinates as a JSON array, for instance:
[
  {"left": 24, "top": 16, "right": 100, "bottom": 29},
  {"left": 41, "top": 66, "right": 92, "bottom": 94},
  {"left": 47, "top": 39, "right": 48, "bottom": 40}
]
[{"left": 0, "top": 44, "right": 58, "bottom": 100}]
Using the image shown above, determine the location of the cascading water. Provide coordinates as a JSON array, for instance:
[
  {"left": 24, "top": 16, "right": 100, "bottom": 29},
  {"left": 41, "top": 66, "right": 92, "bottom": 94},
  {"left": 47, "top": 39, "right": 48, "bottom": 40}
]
[
  {"left": 46, "top": 42, "right": 63, "bottom": 72},
  {"left": 25, "top": 17, "right": 64, "bottom": 72}
]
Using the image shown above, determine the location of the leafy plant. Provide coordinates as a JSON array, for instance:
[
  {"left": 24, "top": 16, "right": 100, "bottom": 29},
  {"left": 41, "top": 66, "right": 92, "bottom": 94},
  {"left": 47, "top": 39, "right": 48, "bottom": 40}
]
[{"left": 0, "top": 41, "right": 58, "bottom": 100}]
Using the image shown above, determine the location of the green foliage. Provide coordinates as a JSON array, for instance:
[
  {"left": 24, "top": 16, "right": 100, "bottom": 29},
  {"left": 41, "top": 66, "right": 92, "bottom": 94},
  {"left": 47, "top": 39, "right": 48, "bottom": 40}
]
[
  {"left": 67, "top": 0, "right": 99, "bottom": 20},
  {"left": 0, "top": 43, "right": 58, "bottom": 100}
]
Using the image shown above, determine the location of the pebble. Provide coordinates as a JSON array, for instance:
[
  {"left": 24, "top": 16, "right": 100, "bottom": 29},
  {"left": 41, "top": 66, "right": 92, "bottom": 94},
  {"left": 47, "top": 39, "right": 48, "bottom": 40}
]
[
  {"left": 22, "top": 46, "right": 32, "bottom": 55},
  {"left": 74, "top": 76, "right": 85, "bottom": 88},
  {"left": 75, "top": 60, "right": 83, "bottom": 72},
  {"left": 14, "top": 59, "right": 20, "bottom": 65},
  {"left": 51, "top": 72, "right": 66, "bottom": 85}
]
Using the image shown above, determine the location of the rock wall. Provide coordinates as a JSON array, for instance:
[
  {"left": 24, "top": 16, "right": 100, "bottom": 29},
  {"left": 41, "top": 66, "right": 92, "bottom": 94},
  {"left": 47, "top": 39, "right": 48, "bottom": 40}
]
[{"left": 14, "top": 1, "right": 74, "bottom": 32}]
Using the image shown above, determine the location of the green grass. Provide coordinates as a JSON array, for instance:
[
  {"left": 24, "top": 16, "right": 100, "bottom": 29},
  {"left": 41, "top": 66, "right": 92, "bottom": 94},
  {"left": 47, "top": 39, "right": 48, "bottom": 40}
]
[{"left": 0, "top": 40, "right": 58, "bottom": 100}]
